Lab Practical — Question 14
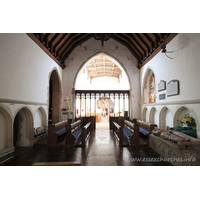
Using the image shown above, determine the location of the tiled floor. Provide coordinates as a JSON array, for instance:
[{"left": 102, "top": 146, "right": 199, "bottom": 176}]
[{"left": 1, "top": 128, "right": 172, "bottom": 166}]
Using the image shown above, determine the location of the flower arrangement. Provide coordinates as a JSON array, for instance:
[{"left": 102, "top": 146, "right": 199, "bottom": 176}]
[{"left": 179, "top": 113, "right": 196, "bottom": 128}]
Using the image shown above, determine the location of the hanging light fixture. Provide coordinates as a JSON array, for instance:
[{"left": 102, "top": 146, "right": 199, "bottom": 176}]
[{"left": 93, "top": 33, "right": 113, "bottom": 48}]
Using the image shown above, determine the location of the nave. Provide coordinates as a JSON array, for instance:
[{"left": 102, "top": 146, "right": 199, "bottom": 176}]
[{"left": 0, "top": 127, "right": 172, "bottom": 166}]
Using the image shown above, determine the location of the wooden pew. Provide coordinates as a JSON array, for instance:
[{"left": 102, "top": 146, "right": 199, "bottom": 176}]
[
  {"left": 48, "top": 120, "right": 69, "bottom": 145},
  {"left": 122, "top": 119, "right": 140, "bottom": 146},
  {"left": 112, "top": 117, "right": 139, "bottom": 146},
  {"left": 113, "top": 121, "right": 123, "bottom": 146},
  {"left": 66, "top": 118, "right": 93, "bottom": 148},
  {"left": 132, "top": 118, "right": 157, "bottom": 144},
  {"left": 66, "top": 119, "right": 82, "bottom": 147}
]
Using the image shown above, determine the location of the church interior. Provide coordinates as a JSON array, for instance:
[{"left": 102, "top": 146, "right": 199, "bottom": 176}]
[
  {"left": 1, "top": 32, "right": 200, "bottom": 168},
  {"left": 2, "top": 2, "right": 200, "bottom": 198}
]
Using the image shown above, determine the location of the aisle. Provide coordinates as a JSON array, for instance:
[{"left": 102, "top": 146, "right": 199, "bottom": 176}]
[
  {"left": 86, "top": 129, "right": 118, "bottom": 166},
  {"left": 96, "top": 115, "right": 109, "bottom": 130}
]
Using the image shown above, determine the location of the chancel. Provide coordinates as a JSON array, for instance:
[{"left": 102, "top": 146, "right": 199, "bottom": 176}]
[{"left": 1, "top": 33, "right": 200, "bottom": 166}]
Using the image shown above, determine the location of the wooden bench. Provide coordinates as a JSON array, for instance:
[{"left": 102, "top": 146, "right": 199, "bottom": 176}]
[
  {"left": 48, "top": 120, "right": 69, "bottom": 145},
  {"left": 132, "top": 118, "right": 157, "bottom": 144},
  {"left": 112, "top": 117, "right": 139, "bottom": 146},
  {"left": 122, "top": 119, "right": 140, "bottom": 146},
  {"left": 66, "top": 118, "right": 93, "bottom": 148},
  {"left": 66, "top": 119, "right": 82, "bottom": 147},
  {"left": 113, "top": 121, "right": 123, "bottom": 145}
]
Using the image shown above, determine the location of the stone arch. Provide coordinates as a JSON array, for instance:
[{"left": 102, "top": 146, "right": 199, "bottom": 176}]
[
  {"left": 159, "top": 106, "right": 173, "bottom": 130},
  {"left": 13, "top": 106, "right": 34, "bottom": 147},
  {"left": 174, "top": 106, "right": 199, "bottom": 130},
  {"left": 149, "top": 107, "right": 156, "bottom": 123},
  {"left": 0, "top": 106, "right": 12, "bottom": 150},
  {"left": 34, "top": 107, "right": 47, "bottom": 129},
  {"left": 48, "top": 68, "right": 62, "bottom": 124},
  {"left": 142, "top": 67, "right": 156, "bottom": 104},
  {"left": 142, "top": 107, "right": 148, "bottom": 122},
  {"left": 73, "top": 51, "right": 131, "bottom": 90}
]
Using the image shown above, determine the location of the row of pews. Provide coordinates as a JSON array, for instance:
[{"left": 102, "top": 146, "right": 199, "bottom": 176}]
[
  {"left": 112, "top": 117, "right": 157, "bottom": 146},
  {"left": 47, "top": 117, "right": 95, "bottom": 147}
]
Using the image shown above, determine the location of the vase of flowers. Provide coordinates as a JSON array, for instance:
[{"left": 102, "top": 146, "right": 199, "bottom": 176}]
[{"left": 179, "top": 113, "right": 196, "bottom": 129}]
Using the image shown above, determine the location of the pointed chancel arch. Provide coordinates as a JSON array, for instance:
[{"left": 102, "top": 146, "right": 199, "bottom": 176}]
[
  {"left": 73, "top": 52, "right": 131, "bottom": 119},
  {"left": 0, "top": 106, "right": 12, "bottom": 150},
  {"left": 13, "top": 106, "right": 33, "bottom": 147},
  {"left": 48, "top": 69, "right": 61, "bottom": 124},
  {"left": 74, "top": 52, "right": 131, "bottom": 90}
]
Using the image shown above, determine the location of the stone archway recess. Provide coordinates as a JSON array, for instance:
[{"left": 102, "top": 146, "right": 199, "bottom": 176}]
[
  {"left": 142, "top": 107, "right": 148, "bottom": 121},
  {"left": 49, "top": 69, "right": 61, "bottom": 124},
  {"left": 149, "top": 107, "right": 156, "bottom": 124},
  {"left": 0, "top": 107, "right": 12, "bottom": 150},
  {"left": 13, "top": 107, "right": 33, "bottom": 147},
  {"left": 34, "top": 107, "right": 47, "bottom": 128}
]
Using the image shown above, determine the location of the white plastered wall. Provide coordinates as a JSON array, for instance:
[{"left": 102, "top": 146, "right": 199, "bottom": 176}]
[
  {"left": 62, "top": 38, "right": 140, "bottom": 120},
  {"left": 0, "top": 33, "right": 63, "bottom": 152},
  {"left": 140, "top": 33, "right": 200, "bottom": 138}
]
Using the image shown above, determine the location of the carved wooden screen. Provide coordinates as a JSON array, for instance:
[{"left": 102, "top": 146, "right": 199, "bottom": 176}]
[{"left": 75, "top": 90, "right": 130, "bottom": 118}]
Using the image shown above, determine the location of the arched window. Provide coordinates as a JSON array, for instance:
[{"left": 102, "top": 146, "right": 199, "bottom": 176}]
[
  {"left": 149, "top": 74, "right": 155, "bottom": 103},
  {"left": 143, "top": 69, "right": 156, "bottom": 104}
]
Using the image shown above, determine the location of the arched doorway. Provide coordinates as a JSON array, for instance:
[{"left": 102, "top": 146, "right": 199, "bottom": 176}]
[
  {"left": 48, "top": 70, "right": 61, "bottom": 125},
  {"left": 13, "top": 107, "right": 33, "bottom": 147}
]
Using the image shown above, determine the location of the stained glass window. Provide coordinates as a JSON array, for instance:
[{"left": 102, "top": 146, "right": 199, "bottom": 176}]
[{"left": 150, "top": 74, "right": 155, "bottom": 103}]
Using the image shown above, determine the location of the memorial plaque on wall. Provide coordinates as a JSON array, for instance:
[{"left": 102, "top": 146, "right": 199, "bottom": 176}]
[
  {"left": 167, "top": 80, "right": 179, "bottom": 96},
  {"left": 158, "top": 80, "right": 166, "bottom": 91},
  {"left": 159, "top": 93, "right": 166, "bottom": 100}
]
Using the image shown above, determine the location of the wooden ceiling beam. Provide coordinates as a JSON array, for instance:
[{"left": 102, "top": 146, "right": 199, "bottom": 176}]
[
  {"left": 58, "top": 33, "right": 82, "bottom": 59},
  {"left": 114, "top": 34, "right": 142, "bottom": 58},
  {"left": 138, "top": 33, "right": 178, "bottom": 69},
  {"left": 46, "top": 33, "right": 58, "bottom": 48},
  {"left": 122, "top": 33, "right": 145, "bottom": 60},
  {"left": 138, "top": 33, "right": 152, "bottom": 53},
  {"left": 88, "top": 70, "right": 121, "bottom": 74},
  {"left": 146, "top": 33, "right": 158, "bottom": 48},
  {"left": 50, "top": 33, "right": 65, "bottom": 53},
  {"left": 86, "top": 66, "right": 119, "bottom": 69},
  {"left": 61, "top": 34, "right": 93, "bottom": 63},
  {"left": 27, "top": 33, "right": 65, "bottom": 69},
  {"left": 131, "top": 33, "right": 149, "bottom": 58},
  {"left": 55, "top": 33, "right": 73, "bottom": 57},
  {"left": 112, "top": 34, "right": 141, "bottom": 62}
]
